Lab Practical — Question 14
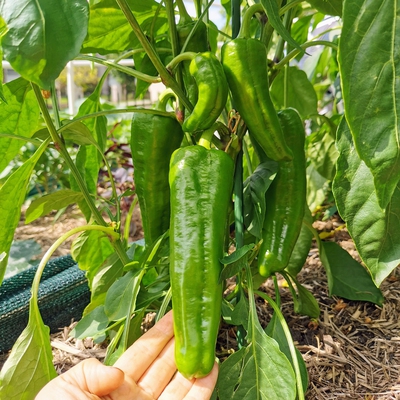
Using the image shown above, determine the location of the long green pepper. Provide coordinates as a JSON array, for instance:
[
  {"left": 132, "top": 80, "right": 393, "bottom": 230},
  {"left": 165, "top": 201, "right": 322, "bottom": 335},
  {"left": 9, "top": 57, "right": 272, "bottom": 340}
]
[
  {"left": 169, "top": 144, "right": 234, "bottom": 379},
  {"left": 131, "top": 111, "right": 183, "bottom": 246},
  {"left": 221, "top": 5, "right": 293, "bottom": 162},
  {"left": 258, "top": 108, "right": 307, "bottom": 277}
]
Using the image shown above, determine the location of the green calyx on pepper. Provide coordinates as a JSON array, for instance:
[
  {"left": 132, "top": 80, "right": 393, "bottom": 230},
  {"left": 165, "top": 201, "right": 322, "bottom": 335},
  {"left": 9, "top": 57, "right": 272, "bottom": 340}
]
[
  {"left": 258, "top": 108, "right": 307, "bottom": 277},
  {"left": 169, "top": 127, "right": 234, "bottom": 379},
  {"left": 130, "top": 92, "right": 183, "bottom": 247},
  {"left": 221, "top": 4, "right": 293, "bottom": 162},
  {"left": 167, "top": 51, "right": 229, "bottom": 133}
]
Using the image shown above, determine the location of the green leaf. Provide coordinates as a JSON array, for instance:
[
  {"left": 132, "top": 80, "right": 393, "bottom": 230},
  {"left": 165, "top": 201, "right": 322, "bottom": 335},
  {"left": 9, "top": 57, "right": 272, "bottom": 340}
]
[
  {"left": 339, "top": 0, "right": 400, "bottom": 209},
  {"left": 82, "top": 0, "right": 167, "bottom": 55},
  {"left": 84, "top": 253, "right": 124, "bottom": 314},
  {"left": 332, "top": 117, "right": 400, "bottom": 287},
  {"left": 319, "top": 241, "right": 384, "bottom": 305},
  {"left": 219, "top": 244, "right": 255, "bottom": 282},
  {"left": 70, "top": 305, "right": 109, "bottom": 339},
  {"left": 288, "top": 276, "right": 320, "bottom": 319},
  {"left": 0, "top": 78, "right": 40, "bottom": 174},
  {"left": 104, "top": 270, "right": 141, "bottom": 321},
  {"left": 285, "top": 206, "right": 314, "bottom": 276},
  {"left": 0, "top": 299, "right": 57, "bottom": 399},
  {"left": 306, "top": 164, "right": 328, "bottom": 213},
  {"left": 25, "top": 189, "right": 84, "bottom": 224},
  {"left": 0, "top": 139, "right": 48, "bottom": 285},
  {"left": 222, "top": 294, "right": 249, "bottom": 328},
  {"left": 260, "top": 0, "right": 303, "bottom": 54},
  {"left": 71, "top": 229, "right": 115, "bottom": 271},
  {"left": 265, "top": 313, "right": 309, "bottom": 394},
  {"left": 1, "top": 0, "right": 89, "bottom": 89},
  {"left": 61, "top": 121, "right": 97, "bottom": 146},
  {"left": 270, "top": 67, "right": 318, "bottom": 119},
  {"left": 306, "top": 0, "right": 342, "bottom": 16},
  {"left": 217, "top": 321, "right": 296, "bottom": 399},
  {"left": 243, "top": 161, "right": 278, "bottom": 239}
]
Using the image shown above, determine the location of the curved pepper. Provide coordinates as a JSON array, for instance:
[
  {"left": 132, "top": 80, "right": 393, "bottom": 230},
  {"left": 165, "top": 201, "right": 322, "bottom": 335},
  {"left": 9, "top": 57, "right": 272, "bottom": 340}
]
[
  {"left": 176, "top": 5, "right": 209, "bottom": 106},
  {"left": 169, "top": 144, "right": 234, "bottom": 379},
  {"left": 221, "top": 7, "right": 292, "bottom": 161},
  {"left": 258, "top": 108, "right": 306, "bottom": 277},
  {"left": 131, "top": 109, "right": 183, "bottom": 246},
  {"left": 182, "top": 52, "right": 228, "bottom": 133}
]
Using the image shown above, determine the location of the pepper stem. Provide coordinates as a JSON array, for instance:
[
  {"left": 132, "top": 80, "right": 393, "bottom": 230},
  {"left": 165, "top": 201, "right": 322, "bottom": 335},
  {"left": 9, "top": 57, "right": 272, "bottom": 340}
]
[
  {"left": 166, "top": 51, "right": 198, "bottom": 71},
  {"left": 198, "top": 125, "right": 217, "bottom": 149},
  {"left": 238, "top": 3, "right": 264, "bottom": 39},
  {"left": 157, "top": 88, "right": 178, "bottom": 112}
]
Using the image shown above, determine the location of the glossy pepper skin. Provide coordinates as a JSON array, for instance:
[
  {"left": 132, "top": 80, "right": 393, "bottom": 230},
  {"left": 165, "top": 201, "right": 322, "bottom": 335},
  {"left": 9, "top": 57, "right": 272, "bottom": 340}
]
[
  {"left": 221, "top": 38, "right": 293, "bottom": 161},
  {"left": 177, "top": 19, "right": 208, "bottom": 106},
  {"left": 131, "top": 112, "right": 183, "bottom": 246},
  {"left": 258, "top": 108, "right": 306, "bottom": 277},
  {"left": 182, "top": 52, "right": 228, "bottom": 133},
  {"left": 169, "top": 145, "right": 234, "bottom": 379}
]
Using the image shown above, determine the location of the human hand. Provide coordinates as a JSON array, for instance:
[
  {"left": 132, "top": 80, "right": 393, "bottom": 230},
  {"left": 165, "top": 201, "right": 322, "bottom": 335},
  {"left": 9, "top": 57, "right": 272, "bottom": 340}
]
[{"left": 35, "top": 311, "right": 218, "bottom": 400}]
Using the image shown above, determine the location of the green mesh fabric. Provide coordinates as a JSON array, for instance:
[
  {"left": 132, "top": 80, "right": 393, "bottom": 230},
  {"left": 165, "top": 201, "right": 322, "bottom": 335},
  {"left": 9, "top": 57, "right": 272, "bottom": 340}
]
[{"left": 0, "top": 255, "right": 90, "bottom": 353}]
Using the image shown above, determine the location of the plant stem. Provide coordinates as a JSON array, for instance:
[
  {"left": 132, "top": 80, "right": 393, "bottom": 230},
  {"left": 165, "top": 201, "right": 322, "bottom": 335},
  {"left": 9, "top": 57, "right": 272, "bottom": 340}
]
[
  {"left": 275, "top": 40, "right": 338, "bottom": 69},
  {"left": 32, "top": 83, "right": 130, "bottom": 265},
  {"left": 115, "top": 0, "right": 193, "bottom": 112},
  {"left": 31, "top": 225, "right": 119, "bottom": 303},
  {"left": 76, "top": 55, "right": 161, "bottom": 83},
  {"left": 123, "top": 195, "right": 138, "bottom": 244},
  {"left": 59, "top": 108, "right": 175, "bottom": 133}
]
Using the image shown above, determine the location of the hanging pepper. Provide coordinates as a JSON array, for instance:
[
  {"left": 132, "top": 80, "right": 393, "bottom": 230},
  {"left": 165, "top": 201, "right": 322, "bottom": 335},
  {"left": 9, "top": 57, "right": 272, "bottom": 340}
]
[
  {"left": 176, "top": 1, "right": 209, "bottom": 107},
  {"left": 130, "top": 95, "right": 183, "bottom": 246},
  {"left": 221, "top": 4, "right": 293, "bottom": 162},
  {"left": 169, "top": 128, "right": 234, "bottom": 379},
  {"left": 258, "top": 108, "right": 307, "bottom": 277}
]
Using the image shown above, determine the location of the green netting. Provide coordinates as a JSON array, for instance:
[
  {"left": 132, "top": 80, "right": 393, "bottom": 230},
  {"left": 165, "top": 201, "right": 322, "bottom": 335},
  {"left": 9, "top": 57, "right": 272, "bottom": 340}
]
[{"left": 0, "top": 255, "right": 90, "bottom": 353}]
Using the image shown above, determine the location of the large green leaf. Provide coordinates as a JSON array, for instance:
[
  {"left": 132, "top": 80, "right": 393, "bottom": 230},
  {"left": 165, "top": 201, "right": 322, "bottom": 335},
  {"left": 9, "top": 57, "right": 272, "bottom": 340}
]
[
  {"left": 306, "top": 0, "right": 342, "bottom": 16},
  {"left": 339, "top": 0, "right": 400, "bottom": 209},
  {"left": 332, "top": 117, "right": 400, "bottom": 286},
  {"left": 270, "top": 67, "right": 318, "bottom": 119},
  {"left": 0, "top": 140, "right": 48, "bottom": 285},
  {"left": 0, "top": 78, "right": 40, "bottom": 174},
  {"left": 0, "top": 298, "right": 57, "bottom": 399},
  {"left": 0, "top": 0, "right": 89, "bottom": 89},
  {"left": 82, "top": 0, "right": 167, "bottom": 54},
  {"left": 216, "top": 320, "right": 296, "bottom": 399},
  {"left": 319, "top": 241, "right": 384, "bottom": 304}
]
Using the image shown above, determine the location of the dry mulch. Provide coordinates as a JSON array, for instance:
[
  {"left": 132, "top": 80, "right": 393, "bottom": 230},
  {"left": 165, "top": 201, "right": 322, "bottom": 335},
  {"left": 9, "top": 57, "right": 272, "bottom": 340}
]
[{"left": 2, "top": 211, "right": 400, "bottom": 399}]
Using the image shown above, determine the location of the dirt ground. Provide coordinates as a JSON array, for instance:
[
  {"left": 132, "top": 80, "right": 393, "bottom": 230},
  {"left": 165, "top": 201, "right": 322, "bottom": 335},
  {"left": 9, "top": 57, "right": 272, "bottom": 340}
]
[{"left": 4, "top": 207, "right": 400, "bottom": 399}]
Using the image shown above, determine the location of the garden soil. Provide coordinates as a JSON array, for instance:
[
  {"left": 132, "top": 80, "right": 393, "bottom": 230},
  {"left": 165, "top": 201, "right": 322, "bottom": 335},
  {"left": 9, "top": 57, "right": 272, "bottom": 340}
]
[{"left": 1, "top": 207, "right": 400, "bottom": 399}]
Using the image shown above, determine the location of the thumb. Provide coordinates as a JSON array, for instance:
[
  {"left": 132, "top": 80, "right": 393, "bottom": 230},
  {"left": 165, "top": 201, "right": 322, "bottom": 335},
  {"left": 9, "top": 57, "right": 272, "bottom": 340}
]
[{"left": 70, "top": 358, "right": 125, "bottom": 396}]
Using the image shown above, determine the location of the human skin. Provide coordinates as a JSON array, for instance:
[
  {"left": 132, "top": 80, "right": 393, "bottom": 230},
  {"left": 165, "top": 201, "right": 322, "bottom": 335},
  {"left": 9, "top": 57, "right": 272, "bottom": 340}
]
[{"left": 36, "top": 311, "right": 219, "bottom": 400}]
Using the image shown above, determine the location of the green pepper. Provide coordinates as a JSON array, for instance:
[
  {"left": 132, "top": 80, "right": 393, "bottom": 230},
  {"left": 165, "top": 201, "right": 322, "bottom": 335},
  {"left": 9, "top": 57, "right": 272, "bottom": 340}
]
[
  {"left": 169, "top": 141, "right": 234, "bottom": 379},
  {"left": 258, "top": 108, "right": 306, "bottom": 277},
  {"left": 181, "top": 52, "right": 228, "bottom": 133},
  {"left": 130, "top": 104, "right": 183, "bottom": 246},
  {"left": 176, "top": 3, "right": 209, "bottom": 106},
  {"left": 221, "top": 6, "right": 293, "bottom": 162}
]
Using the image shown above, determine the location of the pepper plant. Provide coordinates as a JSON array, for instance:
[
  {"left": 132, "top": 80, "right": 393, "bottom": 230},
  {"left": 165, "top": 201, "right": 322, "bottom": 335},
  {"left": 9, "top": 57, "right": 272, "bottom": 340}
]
[{"left": 0, "top": 0, "right": 396, "bottom": 398}]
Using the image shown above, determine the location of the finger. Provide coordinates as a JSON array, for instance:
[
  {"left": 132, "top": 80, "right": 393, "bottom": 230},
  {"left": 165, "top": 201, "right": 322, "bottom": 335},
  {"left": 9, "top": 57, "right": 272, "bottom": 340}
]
[
  {"left": 136, "top": 337, "right": 177, "bottom": 398},
  {"left": 114, "top": 311, "right": 174, "bottom": 381},
  {"left": 158, "top": 371, "right": 195, "bottom": 399},
  {"left": 53, "top": 358, "right": 125, "bottom": 397},
  {"left": 184, "top": 361, "right": 219, "bottom": 400}
]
